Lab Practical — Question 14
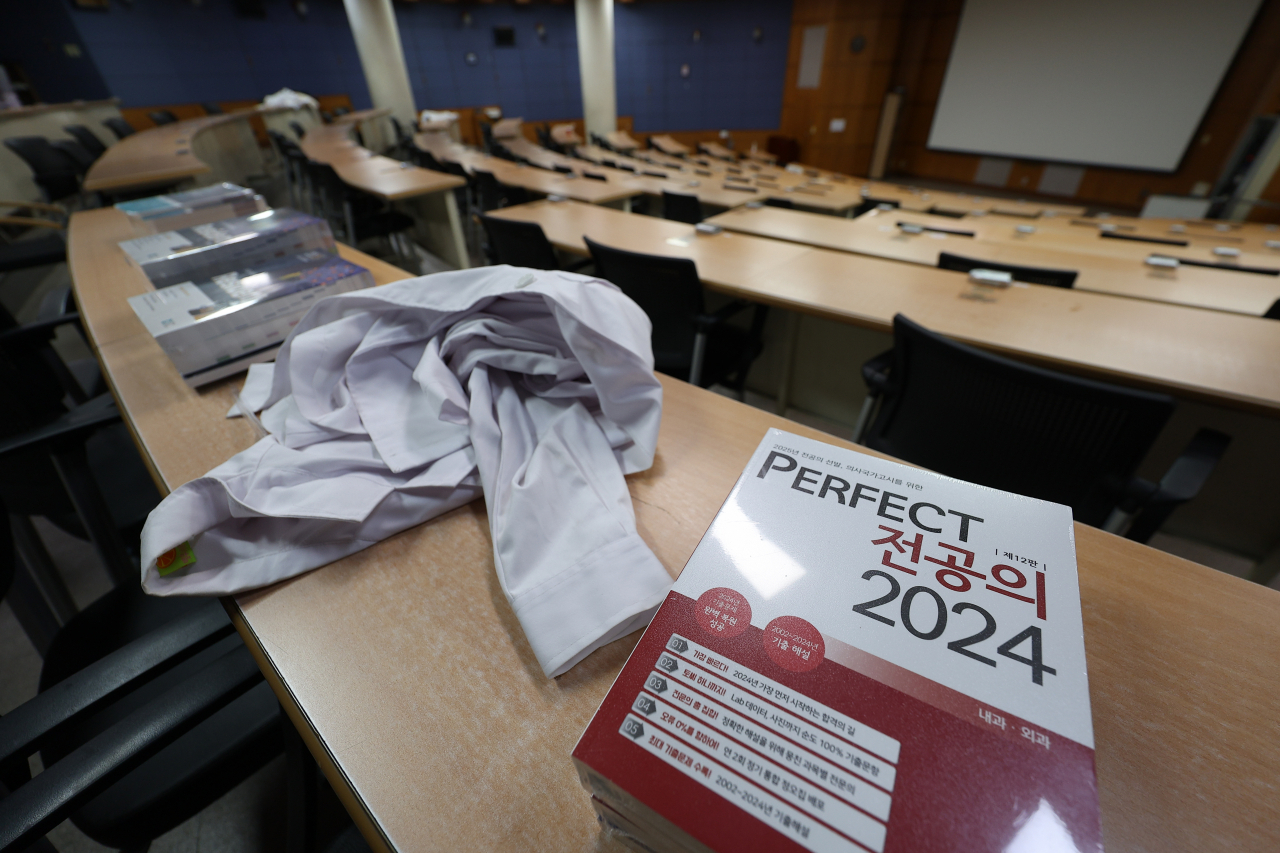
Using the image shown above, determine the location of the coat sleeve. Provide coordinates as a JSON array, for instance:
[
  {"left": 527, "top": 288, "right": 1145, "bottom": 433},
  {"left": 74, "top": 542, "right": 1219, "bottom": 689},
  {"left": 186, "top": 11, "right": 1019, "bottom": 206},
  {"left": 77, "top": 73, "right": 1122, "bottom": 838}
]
[{"left": 467, "top": 368, "right": 673, "bottom": 678}]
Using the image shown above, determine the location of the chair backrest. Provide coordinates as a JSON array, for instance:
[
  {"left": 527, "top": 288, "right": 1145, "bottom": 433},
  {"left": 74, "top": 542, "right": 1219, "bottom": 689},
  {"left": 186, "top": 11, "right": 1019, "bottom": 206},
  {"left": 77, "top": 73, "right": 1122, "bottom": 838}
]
[
  {"left": 63, "top": 125, "right": 107, "bottom": 159},
  {"left": 479, "top": 215, "right": 561, "bottom": 270},
  {"left": 148, "top": 110, "right": 177, "bottom": 126},
  {"left": 202, "top": 102, "right": 224, "bottom": 115},
  {"left": 103, "top": 117, "right": 135, "bottom": 140},
  {"left": 763, "top": 197, "right": 794, "bottom": 210},
  {"left": 937, "top": 251, "right": 1078, "bottom": 288},
  {"left": 289, "top": 121, "right": 306, "bottom": 140},
  {"left": 471, "top": 170, "right": 528, "bottom": 210},
  {"left": 863, "top": 314, "right": 1175, "bottom": 526},
  {"left": 1264, "top": 298, "right": 1280, "bottom": 319},
  {"left": 662, "top": 190, "right": 703, "bottom": 224},
  {"left": 3, "top": 137, "right": 82, "bottom": 201},
  {"left": 584, "top": 236, "right": 705, "bottom": 372},
  {"left": 50, "top": 139, "right": 95, "bottom": 173}
]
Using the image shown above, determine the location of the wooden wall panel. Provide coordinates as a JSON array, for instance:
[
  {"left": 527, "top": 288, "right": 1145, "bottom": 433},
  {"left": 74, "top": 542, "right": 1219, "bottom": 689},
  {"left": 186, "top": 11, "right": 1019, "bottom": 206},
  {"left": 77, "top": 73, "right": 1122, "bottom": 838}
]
[{"left": 884, "top": 0, "right": 1280, "bottom": 215}]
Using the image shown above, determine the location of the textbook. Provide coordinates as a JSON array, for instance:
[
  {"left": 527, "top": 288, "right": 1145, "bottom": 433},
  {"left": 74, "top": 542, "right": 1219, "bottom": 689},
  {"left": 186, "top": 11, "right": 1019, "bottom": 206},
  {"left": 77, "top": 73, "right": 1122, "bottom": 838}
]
[
  {"left": 118, "top": 208, "right": 336, "bottom": 289},
  {"left": 573, "top": 429, "right": 1102, "bottom": 853},
  {"left": 114, "top": 183, "right": 267, "bottom": 234},
  {"left": 127, "top": 250, "right": 373, "bottom": 387}
]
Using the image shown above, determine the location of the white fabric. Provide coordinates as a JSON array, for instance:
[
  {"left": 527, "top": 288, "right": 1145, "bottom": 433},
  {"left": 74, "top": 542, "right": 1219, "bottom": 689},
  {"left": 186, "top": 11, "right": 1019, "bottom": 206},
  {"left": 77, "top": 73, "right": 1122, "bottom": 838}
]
[
  {"left": 262, "top": 88, "right": 319, "bottom": 110},
  {"left": 141, "top": 267, "right": 672, "bottom": 677}
]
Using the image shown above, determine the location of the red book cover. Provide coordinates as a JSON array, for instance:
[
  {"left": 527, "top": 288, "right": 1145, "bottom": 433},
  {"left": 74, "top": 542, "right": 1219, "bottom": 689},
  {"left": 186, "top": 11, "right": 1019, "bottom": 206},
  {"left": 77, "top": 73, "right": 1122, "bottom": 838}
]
[{"left": 574, "top": 429, "right": 1102, "bottom": 853}]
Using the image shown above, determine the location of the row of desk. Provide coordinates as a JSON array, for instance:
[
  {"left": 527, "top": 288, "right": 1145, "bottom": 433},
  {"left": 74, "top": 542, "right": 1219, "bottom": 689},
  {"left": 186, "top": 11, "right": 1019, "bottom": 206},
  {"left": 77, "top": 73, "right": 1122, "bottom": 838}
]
[
  {"left": 491, "top": 199, "right": 1280, "bottom": 418},
  {"left": 704, "top": 204, "right": 1280, "bottom": 317},
  {"left": 65, "top": 197, "right": 1280, "bottom": 852}
]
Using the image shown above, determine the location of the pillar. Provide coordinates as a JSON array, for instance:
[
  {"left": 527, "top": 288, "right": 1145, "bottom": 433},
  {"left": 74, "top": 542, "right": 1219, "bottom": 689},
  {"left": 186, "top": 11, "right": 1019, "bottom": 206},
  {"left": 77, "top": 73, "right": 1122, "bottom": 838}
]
[
  {"left": 342, "top": 0, "right": 417, "bottom": 124},
  {"left": 575, "top": 0, "right": 617, "bottom": 140}
]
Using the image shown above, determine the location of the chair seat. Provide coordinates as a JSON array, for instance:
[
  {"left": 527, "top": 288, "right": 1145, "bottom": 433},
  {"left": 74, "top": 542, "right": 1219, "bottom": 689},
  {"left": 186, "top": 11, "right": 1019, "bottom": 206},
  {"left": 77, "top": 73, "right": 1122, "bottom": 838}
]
[
  {"left": 38, "top": 585, "right": 282, "bottom": 849},
  {"left": 0, "top": 233, "right": 65, "bottom": 273},
  {"left": 656, "top": 322, "right": 761, "bottom": 389}
]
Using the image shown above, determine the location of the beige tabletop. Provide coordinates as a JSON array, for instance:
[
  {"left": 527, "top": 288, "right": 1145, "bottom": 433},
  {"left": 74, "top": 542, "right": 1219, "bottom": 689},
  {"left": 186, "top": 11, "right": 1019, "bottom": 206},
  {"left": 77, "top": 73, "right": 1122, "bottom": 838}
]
[
  {"left": 301, "top": 120, "right": 464, "bottom": 202},
  {"left": 83, "top": 109, "right": 267, "bottom": 193},
  {"left": 491, "top": 200, "right": 1280, "bottom": 416},
  {"left": 649, "top": 135, "right": 691, "bottom": 156},
  {"left": 66, "top": 203, "right": 1280, "bottom": 853},
  {"left": 706, "top": 205, "right": 1280, "bottom": 316}
]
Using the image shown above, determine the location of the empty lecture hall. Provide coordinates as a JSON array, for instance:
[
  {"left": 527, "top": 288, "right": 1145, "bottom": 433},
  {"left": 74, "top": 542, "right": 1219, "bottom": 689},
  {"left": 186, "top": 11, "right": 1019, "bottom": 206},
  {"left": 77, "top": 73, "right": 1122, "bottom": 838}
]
[{"left": 1, "top": 0, "right": 1278, "bottom": 851}]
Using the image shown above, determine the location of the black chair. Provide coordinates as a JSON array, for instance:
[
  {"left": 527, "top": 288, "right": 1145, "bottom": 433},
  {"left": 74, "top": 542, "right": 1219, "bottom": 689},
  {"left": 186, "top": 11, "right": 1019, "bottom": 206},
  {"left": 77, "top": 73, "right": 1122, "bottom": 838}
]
[
  {"left": 387, "top": 116, "right": 413, "bottom": 159},
  {"left": 584, "top": 237, "right": 767, "bottom": 397},
  {"left": 0, "top": 203, "right": 67, "bottom": 274},
  {"left": 201, "top": 102, "right": 224, "bottom": 115},
  {"left": 305, "top": 161, "right": 416, "bottom": 257},
  {"left": 0, "top": 310, "right": 287, "bottom": 853},
  {"left": 3, "top": 138, "right": 82, "bottom": 203},
  {"left": 661, "top": 190, "right": 703, "bottom": 224},
  {"left": 49, "top": 140, "right": 95, "bottom": 175},
  {"left": 853, "top": 314, "right": 1230, "bottom": 542},
  {"left": 290, "top": 120, "right": 307, "bottom": 141},
  {"left": 478, "top": 214, "right": 591, "bottom": 272},
  {"left": 472, "top": 170, "right": 529, "bottom": 211},
  {"left": 102, "top": 118, "right": 135, "bottom": 141},
  {"left": 147, "top": 110, "right": 178, "bottom": 126},
  {"left": 332, "top": 106, "right": 351, "bottom": 117},
  {"left": 938, "top": 251, "right": 1078, "bottom": 289},
  {"left": 62, "top": 126, "right": 107, "bottom": 161},
  {"left": 536, "top": 124, "right": 563, "bottom": 155},
  {"left": 763, "top": 197, "right": 794, "bottom": 210},
  {"left": 1264, "top": 298, "right": 1280, "bottom": 319}
]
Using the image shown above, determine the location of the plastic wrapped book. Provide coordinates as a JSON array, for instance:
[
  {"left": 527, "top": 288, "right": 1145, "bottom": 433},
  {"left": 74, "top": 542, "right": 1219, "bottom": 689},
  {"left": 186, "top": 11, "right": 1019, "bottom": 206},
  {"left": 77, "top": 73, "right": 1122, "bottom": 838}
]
[
  {"left": 118, "top": 208, "right": 335, "bottom": 289},
  {"left": 127, "top": 250, "right": 373, "bottom": 387},
  {"left": 114, "top": 183, "right": 268, "bottom": 234},
  {"left": 574, "top": 429, "right": 1102, "bottom": 853}
]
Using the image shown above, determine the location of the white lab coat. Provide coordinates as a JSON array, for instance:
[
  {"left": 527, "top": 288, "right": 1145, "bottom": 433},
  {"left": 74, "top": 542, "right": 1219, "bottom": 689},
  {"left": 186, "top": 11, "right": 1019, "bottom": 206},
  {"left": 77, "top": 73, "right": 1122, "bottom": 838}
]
[{"left": 140, "top": 266, "right": 673, "bottom": 677}]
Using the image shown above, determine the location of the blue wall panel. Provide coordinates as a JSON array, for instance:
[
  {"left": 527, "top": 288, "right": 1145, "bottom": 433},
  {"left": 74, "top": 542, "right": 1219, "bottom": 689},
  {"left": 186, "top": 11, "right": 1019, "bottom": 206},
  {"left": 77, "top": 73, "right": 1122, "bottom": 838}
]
[
  {"left": 45, "top": 0, "right": 790, "bottom": 132},
  {"left": 63, "top": 0, "right": 369, "bottom": 109},
  {"left": 397, "top": 3, "right": 583, "bottom": 122}
]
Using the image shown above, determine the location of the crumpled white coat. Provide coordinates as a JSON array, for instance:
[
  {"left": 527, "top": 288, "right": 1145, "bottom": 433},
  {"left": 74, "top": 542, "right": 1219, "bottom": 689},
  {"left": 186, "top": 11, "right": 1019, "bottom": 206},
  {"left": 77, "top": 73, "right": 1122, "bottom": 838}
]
[{"left": 139, "top": 266, "right": 673, "bottom": 677}]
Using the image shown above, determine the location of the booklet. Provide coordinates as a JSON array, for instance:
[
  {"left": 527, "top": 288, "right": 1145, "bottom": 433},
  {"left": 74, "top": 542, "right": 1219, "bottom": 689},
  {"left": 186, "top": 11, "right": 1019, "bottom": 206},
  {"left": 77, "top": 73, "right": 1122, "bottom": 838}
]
[
  {"left": 118, "top": 208, "right": 335, "bottom": 289},
  {"left": 128, "top": 250, "right": 373, "bottom": 387},
  {"left": 574, "top": 429, "right": 1101, "bottom": 853},
  {"left": 114, "top": 183, "right": 267, "bottom": 233}
]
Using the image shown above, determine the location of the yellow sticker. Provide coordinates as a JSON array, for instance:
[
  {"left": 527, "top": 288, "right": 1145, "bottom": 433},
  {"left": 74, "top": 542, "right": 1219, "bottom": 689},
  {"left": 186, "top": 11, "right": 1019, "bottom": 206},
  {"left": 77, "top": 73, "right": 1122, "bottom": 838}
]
[{"left": 156, "top": 541, "right": 196, "bottom": 577}]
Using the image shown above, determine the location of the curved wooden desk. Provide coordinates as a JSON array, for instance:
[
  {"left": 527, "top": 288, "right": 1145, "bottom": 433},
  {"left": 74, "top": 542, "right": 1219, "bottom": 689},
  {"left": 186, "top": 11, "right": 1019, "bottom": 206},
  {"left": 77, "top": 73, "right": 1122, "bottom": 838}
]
[
  {"left": 300, "top": 112, "right": 470, "bottom": 269},
  {"left": 83, "top": 106, "right": 301, "bottom": 193},
  {"left": 65, "top": 205, "right": 1280, "bottom": 853}
]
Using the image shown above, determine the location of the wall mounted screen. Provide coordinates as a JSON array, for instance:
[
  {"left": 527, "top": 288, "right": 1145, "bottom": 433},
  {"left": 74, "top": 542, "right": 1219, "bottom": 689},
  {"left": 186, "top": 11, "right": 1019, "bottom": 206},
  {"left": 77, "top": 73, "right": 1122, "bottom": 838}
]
[{"left": 927, "top": 0, "right": 1261, "bottom": 171}]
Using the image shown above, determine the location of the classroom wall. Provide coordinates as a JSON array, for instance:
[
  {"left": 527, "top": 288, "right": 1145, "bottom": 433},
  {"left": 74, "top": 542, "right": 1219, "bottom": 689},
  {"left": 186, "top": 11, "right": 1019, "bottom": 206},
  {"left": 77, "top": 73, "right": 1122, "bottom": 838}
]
[
  {"left": 615, "top": 0, "right": 791, "bottom": 132},
  {"left": 0, "top": 0, "right": 110, "bottom": 103},
  {"left": 884, "top": 0, "right": 1280, "bottom": 212},
  {"left": 60, "top": 0, "right": 369, "bottom": 109}
]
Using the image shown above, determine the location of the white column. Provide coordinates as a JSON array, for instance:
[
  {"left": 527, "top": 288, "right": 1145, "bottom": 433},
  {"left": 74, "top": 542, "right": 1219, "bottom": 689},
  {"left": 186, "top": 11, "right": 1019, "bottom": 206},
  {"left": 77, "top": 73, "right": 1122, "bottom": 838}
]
[
  {"left": 575, "top": 0, "right": 617, "bottom": 140},
  {"left": 342, "top": 0, "right": 416, "bottom": 124}
]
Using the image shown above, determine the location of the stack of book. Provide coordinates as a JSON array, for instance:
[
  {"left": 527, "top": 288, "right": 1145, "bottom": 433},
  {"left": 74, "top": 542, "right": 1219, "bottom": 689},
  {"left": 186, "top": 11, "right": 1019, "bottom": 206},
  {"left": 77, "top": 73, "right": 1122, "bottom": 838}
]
[
  {"left": 114, "top": 183, "right": 267, "bottom": 234},
  {"left": 118, "top": 208, "right": 336, "bottom": 288},
  {"left": 574, "top": 430, "right": 1102, "bottom": 853},
  {"left": 121, "top": 209, "right": 372, "bottom": 387}
]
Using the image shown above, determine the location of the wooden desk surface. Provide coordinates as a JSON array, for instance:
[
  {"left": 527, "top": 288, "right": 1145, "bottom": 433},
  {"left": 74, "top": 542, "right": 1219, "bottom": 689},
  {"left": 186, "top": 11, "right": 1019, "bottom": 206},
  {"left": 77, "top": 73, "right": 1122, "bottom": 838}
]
[
  {"left": 492, "top": 200, "right": 1280, "bottom": 416},
  {"left": 706, "top": 206, "right": 1280, "bottom": 316},
  {"left": 301, "top": 121, "right": 464, "bottom": 202},
  {"left": 65, "top": 204, "right": 1280, "bottom": 852},
  {"left": 83, "top": 110, "right": 258, "bottom": 193}
]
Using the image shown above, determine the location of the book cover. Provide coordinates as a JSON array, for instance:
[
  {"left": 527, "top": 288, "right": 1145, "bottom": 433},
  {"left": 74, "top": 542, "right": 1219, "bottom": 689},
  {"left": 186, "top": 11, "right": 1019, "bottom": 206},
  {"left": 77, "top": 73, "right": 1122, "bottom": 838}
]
[
  {"left": 574, "top": 429, "right": 1101, "bottom": 853},
  {"left": 127, "top": 250, "right": 373, "bottom": 386},
  {"left": 118, "top": 208, "right": 336, "bottom": 288},
  {"left": 115, "top": 183, "right": 266, "bottom": 233}
]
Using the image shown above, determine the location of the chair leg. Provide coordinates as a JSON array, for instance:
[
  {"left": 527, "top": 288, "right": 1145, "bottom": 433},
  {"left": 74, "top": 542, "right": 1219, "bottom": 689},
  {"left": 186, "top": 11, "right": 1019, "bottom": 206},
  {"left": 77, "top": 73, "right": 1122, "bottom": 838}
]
[
  {"left": 689, "top": 332, "right": 708, "bottom": 388},
  {"left": 285, "top": 717, "right": 319, "bottom": 853},
  {"left": 852, "top": 393, "right": 879, "bottom": 444}
]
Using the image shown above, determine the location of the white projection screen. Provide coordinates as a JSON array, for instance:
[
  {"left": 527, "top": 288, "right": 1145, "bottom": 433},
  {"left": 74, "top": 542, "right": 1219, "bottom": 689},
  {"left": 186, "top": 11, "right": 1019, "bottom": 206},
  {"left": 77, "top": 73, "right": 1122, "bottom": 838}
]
[{"left": 927, "top": 0, "right": 1262, "bottom": 171}]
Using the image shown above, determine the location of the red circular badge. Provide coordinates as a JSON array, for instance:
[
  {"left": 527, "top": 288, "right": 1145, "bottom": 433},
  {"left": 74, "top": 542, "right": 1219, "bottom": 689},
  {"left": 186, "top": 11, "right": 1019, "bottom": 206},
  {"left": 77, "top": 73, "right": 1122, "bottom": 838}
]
[
  {"left": 763, "top": 616, "right": 825, "bottom": 673},
  {"left": 695, "top": 587, "right": 752, "bottom": 639}
]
